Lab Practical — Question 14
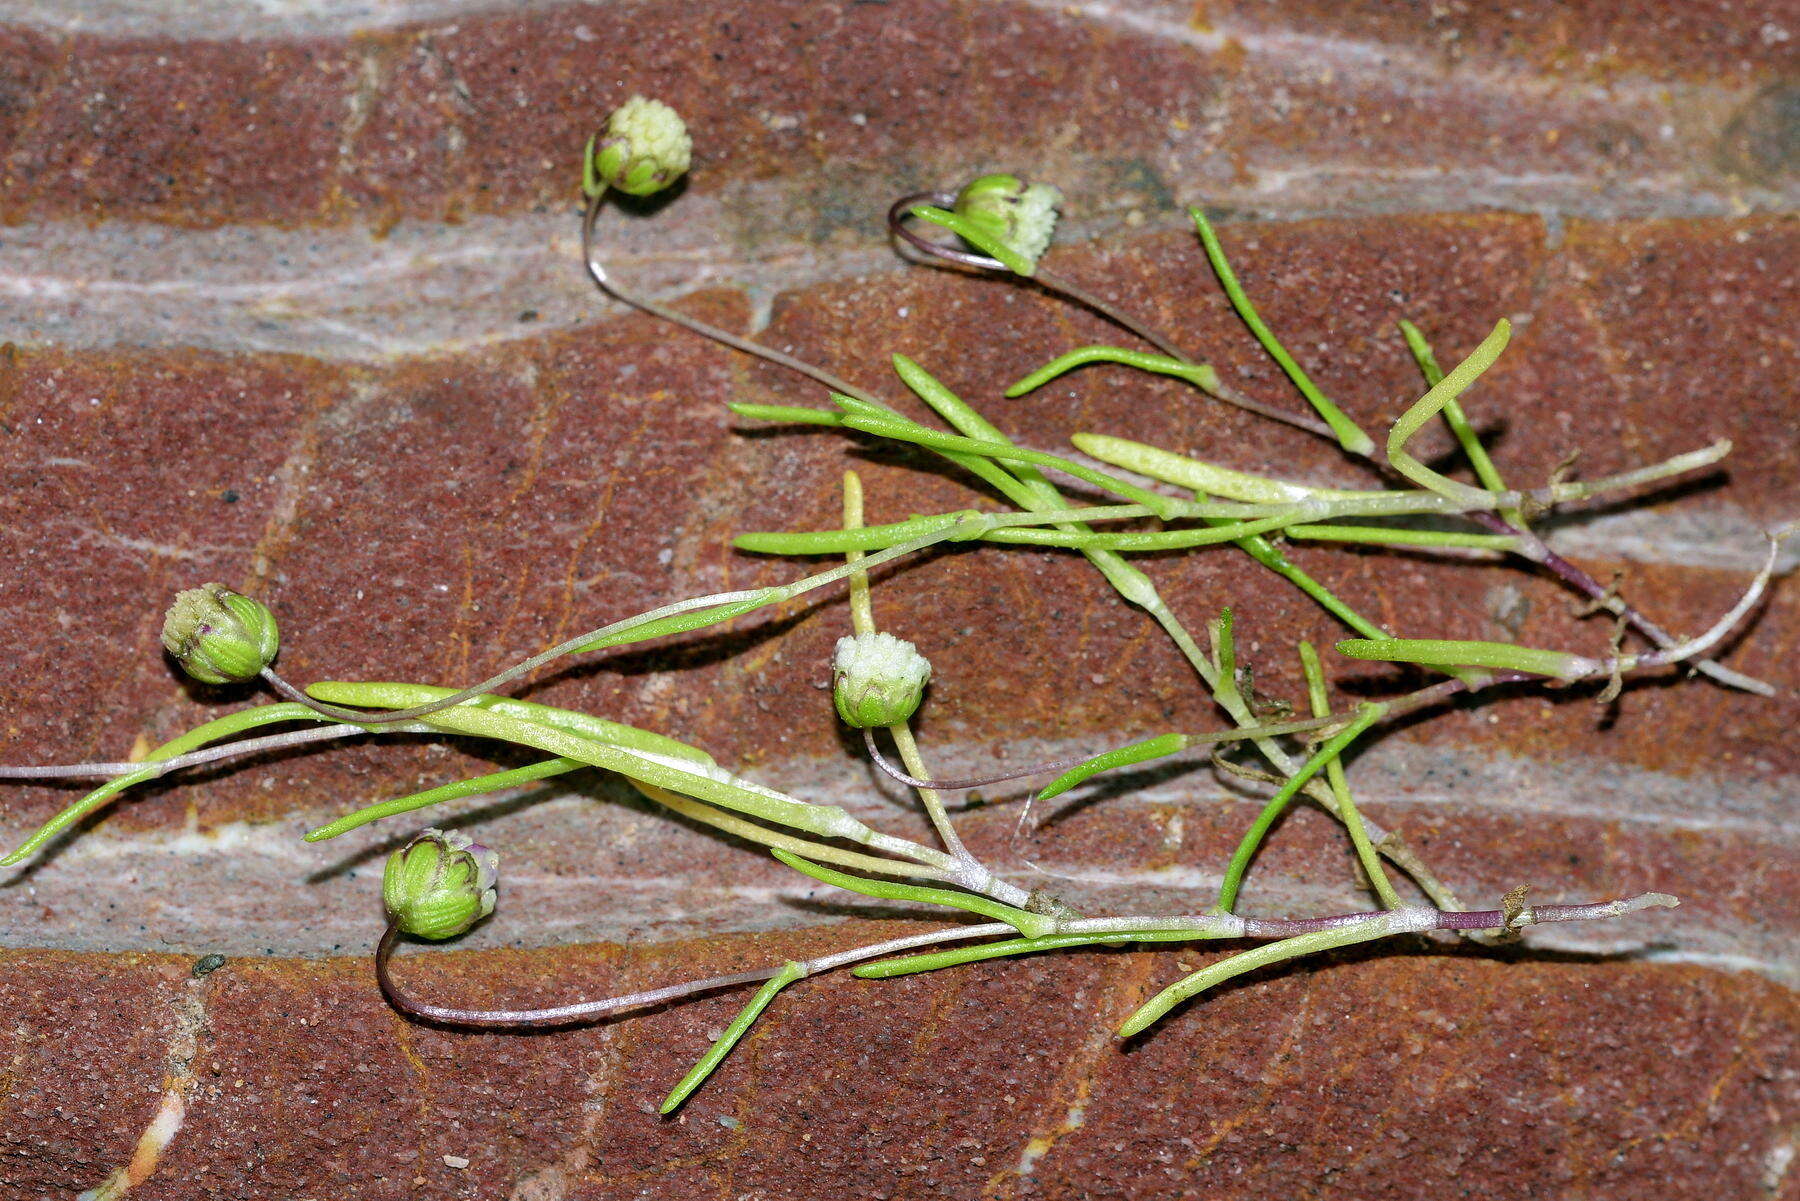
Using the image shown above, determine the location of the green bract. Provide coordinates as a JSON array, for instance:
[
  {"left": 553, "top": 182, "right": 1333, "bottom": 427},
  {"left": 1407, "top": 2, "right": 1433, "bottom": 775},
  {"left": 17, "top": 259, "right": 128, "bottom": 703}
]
[
  {"left": 832, "top": 631, "right": 931, "bottom": 728},
  {"left": 160, "top": 583, "right": 279, "bottom": 685},
  {"left": 383, "top": 829, "right": 499, "bottom": 940},
  {"left": 952, "top": 173, "right": 1061, "bottom": 271}
]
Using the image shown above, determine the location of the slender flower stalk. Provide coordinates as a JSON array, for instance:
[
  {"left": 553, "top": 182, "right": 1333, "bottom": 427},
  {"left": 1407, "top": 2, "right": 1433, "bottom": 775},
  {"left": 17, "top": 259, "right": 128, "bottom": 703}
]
[{"left": 375, "top": 891, "right": 1677, "bottom": 1033}]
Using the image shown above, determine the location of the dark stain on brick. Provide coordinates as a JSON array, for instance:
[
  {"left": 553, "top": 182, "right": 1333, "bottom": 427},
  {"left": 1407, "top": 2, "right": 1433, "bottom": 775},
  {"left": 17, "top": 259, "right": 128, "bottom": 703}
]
[{"left": 1718, "top": 82, "right": 1800, "bottom": 187}]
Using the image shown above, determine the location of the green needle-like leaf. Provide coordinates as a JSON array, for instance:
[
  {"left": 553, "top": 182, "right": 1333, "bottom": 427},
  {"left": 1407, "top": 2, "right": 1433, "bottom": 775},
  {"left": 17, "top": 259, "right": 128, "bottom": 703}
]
[
  {"left": 1336, "top": 637, "right": 1585, "bottom": 678},
  {"left": 910, "top": 204, "right": 1037, "bottom": 276},
  {"left": 1037, "top": 732, "right": 1189, "bottom": 801},
  {"left": 836, "top": 409, "right": 1180, "bottom": 520},
  {"left": 1398, "top": 319, "right": 1517, "bottom": 523},
  {"left": 1189, "top": 207, "right": 1375, "bottom": 456},
  {"left": 856, "top": 928, "right": 1219, "bottom": 978},
  {"left": 1386, "top": 319, "right": 1511, "bottom": 504},
  {"left": 1118, "top": 917, "right": 1399, "bottom": 1038},
  {"left": 1006, "top": 346, "right": 1219, "bottom": 397},
  {"left": 772, "top": 849, "right": 1054, "bottom": 938},
  {"left": 1215, "top": 703, "right": 1386, "bottom": 913},
  {"left": 1299, "top": 642, "right": 1398, "bottom": 910},
  {"left": 660, "top": 961, "right": 804, "bottom": 1113},
  {"left": 305, "top": 758, "right": 581, "bottom": 842}
]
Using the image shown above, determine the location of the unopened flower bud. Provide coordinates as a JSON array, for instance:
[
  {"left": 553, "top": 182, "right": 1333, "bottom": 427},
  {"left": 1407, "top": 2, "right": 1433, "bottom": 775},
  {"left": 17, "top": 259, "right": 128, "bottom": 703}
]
[
  {"left": 953, "top": 173, "right": 1062, "bottom": 271},
  {"left": 587, "top": 95, "right": 692, "bottom": 198},
  {"left": 832, "top": 631, "right": 931, "bottom": 729},
  {"left": 383, "top": 829, "right": 498, "bottom": 940},
  {"left": 160, "top": 583, "right": 279, "bottom": 685}
]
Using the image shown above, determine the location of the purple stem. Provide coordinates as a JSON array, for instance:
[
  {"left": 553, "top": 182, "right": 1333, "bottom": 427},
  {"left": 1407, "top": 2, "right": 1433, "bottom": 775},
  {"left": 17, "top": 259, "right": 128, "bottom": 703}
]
[
  {"left": 377, "top": 922, "right": 1017, "bottom": 1029},
  {"left": 1465, "top": 510, "right": 1763, "bottom": 692},
  {"left": 887, "top": 191, "right": 1005, "bottom": 271},
  {"left": 0, "top": 723, "right": 373, "bottom": 781},
  {"left": 376, "top": 924, "right": 782, "bottom": 1028},
  {"left": 378, "top": 890, "right": 1672, "bottom": 1027},
  {"left": 861, "top": 727, "right": 1092, "bottom": 792}
]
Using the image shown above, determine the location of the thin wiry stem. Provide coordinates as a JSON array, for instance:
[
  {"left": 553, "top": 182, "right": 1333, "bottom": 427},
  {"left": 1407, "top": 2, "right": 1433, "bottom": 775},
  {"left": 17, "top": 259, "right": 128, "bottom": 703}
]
[
  {"left": 887, "top": 191, "right": 1335, "bottom": 437},
  {"left": 376, "top": 921, "right": 1014, "bottom": 1028},
  {"left": 258, "top": 505, "right": 1000, "bottom": 731},
  {"left": 860, "top": 716, "right": 1339, "bottom": 793},
  {"left": 863, "top": 727, "right": 1094, "bottom": 793},
  {"left": 586, "top": 188, "right": 887, "bottom": 407},
  {"left": 887, "top": 191, "right": 1005, "bottom": 271},
  {"left": 378, "top": 889, "right": 1678, "bottom": 1027},
  {"left": 888, "top": 192, "right": 1200, "bottom": 360},
  {"left": 1468, "top": 513, "right": 1774, "bottom": 695},
  {"left": 254, "top": 585, "right": 766, "bottom": 725},
  {"left": 1341, "top": 534, "right": 1784, "bottom": 686},
  {"left": 0, "top": 723, "right": 389, "bottom": 781}
]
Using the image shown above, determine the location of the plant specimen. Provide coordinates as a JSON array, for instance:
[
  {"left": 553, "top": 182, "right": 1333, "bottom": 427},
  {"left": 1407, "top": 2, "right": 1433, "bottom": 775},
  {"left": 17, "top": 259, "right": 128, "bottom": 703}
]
[{"left": 2, "top": 98, "right": 1787, "bottom": 1117}]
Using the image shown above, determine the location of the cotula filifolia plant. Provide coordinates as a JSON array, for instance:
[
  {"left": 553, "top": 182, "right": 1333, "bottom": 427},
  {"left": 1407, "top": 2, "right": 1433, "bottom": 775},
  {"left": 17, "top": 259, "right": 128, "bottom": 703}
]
[{"left": 2, "top": 95, "right": 1788, "bottom": 1115}]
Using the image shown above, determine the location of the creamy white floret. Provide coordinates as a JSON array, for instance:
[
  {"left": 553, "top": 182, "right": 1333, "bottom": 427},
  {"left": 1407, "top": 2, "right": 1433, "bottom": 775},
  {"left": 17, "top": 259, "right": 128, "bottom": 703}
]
[
  {"left": 832, "top": 632, "right": 932, "bottom": 727},
  {"left": 1008, "top": 182, "right": 1062, "bottom": 267},
  {"left": 834, "top": 631, "right": 930, "bottom": 691},
  {"left": 607, "top": 96, "right": 691, "bottom": 177}
]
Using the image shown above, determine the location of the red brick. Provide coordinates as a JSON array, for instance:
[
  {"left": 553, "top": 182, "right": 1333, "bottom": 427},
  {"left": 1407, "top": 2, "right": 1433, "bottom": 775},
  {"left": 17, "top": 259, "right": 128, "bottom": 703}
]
[
  {"left": 0, "top": 345, "right": 346, "bottom": 828},
  {"left": 0, "top": 0, "right": 1782, "bottom": 227},
  {"left": 1022, "top": 952, "right": 1797, "bottom": 1199},
  {"left": 0, "top": 950, "right": 189, "bottom": 1194},
  {"left": 1208, "top": 0, "right": 1800, "bottom": 85},
  {"left": 1492, "top": 216, "right": 1800, "bottom": 524},
  {"left": 0, "top": 34, "right": 359, "bottom": 226},
  {"left": 3, "top": 944, "right": 1790, "bottom": 1199}
]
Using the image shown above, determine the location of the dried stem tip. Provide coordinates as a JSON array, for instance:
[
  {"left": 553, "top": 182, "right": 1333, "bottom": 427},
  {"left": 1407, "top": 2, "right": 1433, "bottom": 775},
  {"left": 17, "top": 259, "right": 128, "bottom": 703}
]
[
  {"left": 833, "top": 631, "right": 931, "bottom": 729},
  {"left": 160, "top": 583, "right": 279, "bottom": 685},
  {"left": 587, "top": 95, "right": 692, "bottom": 197},
  {"left": 383, "top": 829, "right": 499, "bottom": 940}
]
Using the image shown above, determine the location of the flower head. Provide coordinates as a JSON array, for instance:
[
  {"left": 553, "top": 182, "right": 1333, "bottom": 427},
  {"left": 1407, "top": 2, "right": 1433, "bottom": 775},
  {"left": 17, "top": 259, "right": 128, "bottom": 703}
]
[
  {"left": 832, "top": 631, "right": 932, "bottom": 728},
  {"left": 383, "top": 829, "right": 499, "bottom": 940},
  {"left": 586, "top": 96, "right": 692, "bottom": 198},
  {"left": 160, "top": 583, "right": 279, "bottom": 685},
  {"left": 952, "top": 173, "right": 1062, "bottom": 271}
]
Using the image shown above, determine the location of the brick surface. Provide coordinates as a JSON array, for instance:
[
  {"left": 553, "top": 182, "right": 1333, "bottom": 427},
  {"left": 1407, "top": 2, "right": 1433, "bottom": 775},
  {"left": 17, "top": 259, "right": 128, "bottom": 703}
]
[
  {"left": 0, "top": 951, "right": 189, "bottom": 1194},
  {"left": 0, "top": 0, "right": 1789, "bottom": 228},
  {"left": 1207, "top": 0, "right": 1800, "bottom": 85},
  {"left": 6, "top": 944, "right": 1794, "bottom": 1200},
  {"left": 1, "top": 2, "right": 1795, "bottom": 1196},
  {"left": 0, "top": 346, "right": 347, "bottom": 827},
  {"left": 1021, "top": 950, "right": 1798, "bottom": 1201},
  {"left": 0, "top": 31, "right": 360, "bottom": 225}
]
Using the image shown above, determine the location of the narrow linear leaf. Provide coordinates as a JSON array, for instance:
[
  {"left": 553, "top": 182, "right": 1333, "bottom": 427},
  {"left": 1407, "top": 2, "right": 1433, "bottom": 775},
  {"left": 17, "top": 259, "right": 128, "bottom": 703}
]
[
  {"left": 660, "top": 961, "right": 804, "bottom": 1113},
  {"left": 1336, "top": 637, "right": 1584, "bottom": 678},
  {"left": 771, "top": 849, "right": 1054, "bottom": 937},
  {"left": 1006, "top": 346, "right": 1218, "bottom": 397}
]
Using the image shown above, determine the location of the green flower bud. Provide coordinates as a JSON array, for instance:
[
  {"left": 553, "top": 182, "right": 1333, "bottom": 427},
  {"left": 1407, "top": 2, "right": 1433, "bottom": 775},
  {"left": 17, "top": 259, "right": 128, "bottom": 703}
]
[
  {"left": 383, "top": 829, "right": 499, "bottom": 941},
  {"left": 160, "top": 583, "right": 279, "bottom": 685},
  {"left": 952, "top": 173, "right": 1062, "bottom": 271},
  {"left": 832, "top": 632, "right": 931, "bottom": 729},
  {"left": 587, "top": 95, "right": 692, "bottom": 198}
]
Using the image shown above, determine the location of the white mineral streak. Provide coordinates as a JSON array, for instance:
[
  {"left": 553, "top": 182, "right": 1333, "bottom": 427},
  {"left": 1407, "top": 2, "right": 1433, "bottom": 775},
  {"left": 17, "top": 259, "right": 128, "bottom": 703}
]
[
  {"left": 76, "top": 976, "right": 208, "bottom": 1201},
  {"left": 1, "top": 743, "right": 1790, "bottom": 981}
]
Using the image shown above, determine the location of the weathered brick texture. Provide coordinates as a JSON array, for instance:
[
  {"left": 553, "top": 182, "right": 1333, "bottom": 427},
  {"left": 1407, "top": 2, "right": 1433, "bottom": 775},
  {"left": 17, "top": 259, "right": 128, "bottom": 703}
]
[{"left": 0, "top": 1, "right": 1794, "bottom": 1197}]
